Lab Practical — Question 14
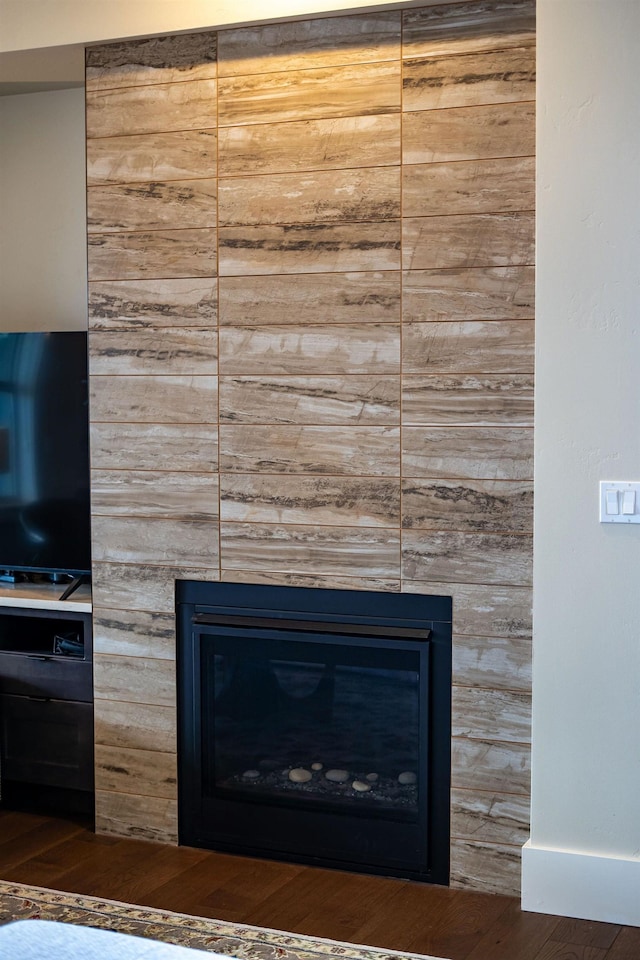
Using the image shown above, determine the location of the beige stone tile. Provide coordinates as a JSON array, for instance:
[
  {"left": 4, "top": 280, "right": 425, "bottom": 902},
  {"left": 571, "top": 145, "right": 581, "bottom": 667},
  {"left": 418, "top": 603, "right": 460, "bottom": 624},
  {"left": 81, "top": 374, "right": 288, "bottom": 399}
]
[
  {"left": 219, "top": 376, "right": 399, "bottom": 425},
  {"left": 403, "top": 157, "right": 534, "bottom": 217},
  {"left": 451, "top": 736, "right": 530, "bottom": 795},
  {"left": 402, "top": 320, "right": 534, "bottom": 375},
  {"left": 219, "top": 221, "right": 400, "bottom": 276},
  {"left": 221, "top": 569, "right": 401, "bottom": 593},
  {"left": 452, "top": 634, "right": 531, "bottom": 692},
  {"left": 401, "top": 426, "right": 533, "bottom": 480},
  {"left": 403, "top": 213, "right": 534, "bottom": 271},
  {"left": 91, "top": 516, "right": 219, "bottom": 567},
  {"left": 87, "top": 130, "right": 218, "bottom": 185},
  {"left": 95, "top": 790, "right": 177, "bottom": 843},
  {"left": 219, "top": 272, "right": 400, "bottom": 325},
  {"left": 220, "top": 474, "right": 400, "bottom": 528},
  {"left": 452, "top": 685, "right": 531, "bottom": 743},
  {"left": 91, "top": 563, "right": 219, "bottom": 614},
  {"left": 89, "top": 278, "right": 217, "bottom": 329},
  {"left": 88, "top": 228, "right": 217, "bottom": 282},
  {"left": 86, "top": 32, "right": 217, "bottom": 90},
  {"left": 90, "top": 375, "right": 218, "bottom": 424},
  {"left": 218, "top": 167, "right": 400, "bottom": 226},
  {"left": 402, "top": 529, "right": 532, "bottom": 585},
  {"left": 87, "top": 179, "right": 217, "bottom": 233},
  {"left": 451, "top": 788, "right": 530, "bottom": 846},
  {"left": 220, "top": 521, "right": 400, "bottom": 578},
  {"left": 95, "top": 745, "right": 177, "bottom": 800},
  {"left": 218, "top": 62, "right": 400, "bottom": 127},
  {"left": 401, "top": 478, "right": 533, "bottom": 533},
  {"left": 402, "top": 0, "right": 535, "bottom": 59},
  {"left": 89, "top": 329, "right": 218, "bottom": 377},
  {"left": 90, "top": 423, "right": 218, "bottom": 473},
  {"left": 218, "top": 115, "right": 400, "bottom": 177},
  {"left": 403, "top": 580, "right": 532, "bottom": 639},
  {"left": 93, "top": 608, "right": 175, "bottom": 660},
  {"left": 86, "top": 79, "right": 217, "bottom": 138},
  {"left": 94, "top": 699, "right": 177, "bottom": 752},
  {"left": 218, "top": 12, "right": 400, "bottom": 76},
  {"left": 403, "top": 47, "right": 536, "bottom": 113},
  {"left": 402, "top": 266, "right": 534, "bottom": 323},
  {"left": 93, "top": 653, "right": 175, "bottom": 707},
  {"left": 403, "top": 102, "right": 535, "bottom": 164},
  {"left": 91, "top": 470, "right": 219, "bottom": 521},
  {"left": 219, "top": 324, "right": 399, "bottom": 376},
  {"left": 402, "top": 374, "right": 534, "bottom": 427},
  {"left": 450, "top": 838, "right": 522, "bottom": 896},
  {"left": 219, "top": 425, "right": 399, "bottom": 475}
]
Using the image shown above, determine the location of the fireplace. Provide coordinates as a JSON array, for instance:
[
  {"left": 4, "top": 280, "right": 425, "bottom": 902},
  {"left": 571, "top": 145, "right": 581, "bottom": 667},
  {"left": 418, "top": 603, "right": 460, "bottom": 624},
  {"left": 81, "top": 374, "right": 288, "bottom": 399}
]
[{"left": 176, "top": 581, "right": 452, "bottom": 883}]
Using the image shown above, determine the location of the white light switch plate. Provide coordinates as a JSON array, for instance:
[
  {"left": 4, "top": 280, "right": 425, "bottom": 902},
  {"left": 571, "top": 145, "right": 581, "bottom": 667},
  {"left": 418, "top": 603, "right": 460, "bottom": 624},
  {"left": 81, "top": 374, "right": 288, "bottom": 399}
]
[{"left": 599, "top": 481, "right": 640, "bottom": 523}]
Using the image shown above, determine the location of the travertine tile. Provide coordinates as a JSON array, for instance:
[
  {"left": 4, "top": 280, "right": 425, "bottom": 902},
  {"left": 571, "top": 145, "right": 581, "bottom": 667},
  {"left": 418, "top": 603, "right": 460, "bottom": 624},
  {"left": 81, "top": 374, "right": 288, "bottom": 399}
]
[
  {"left": 219, "top": 221, "right": 400, "bottom": 276},
  {"left": 93, "top": 608, "right": 176, "bottom": 660},
  {"left": 219, "top": 272, "right": 400, "bottom": 325},
  {"left": 403, "top": 212, "right": 535, "bottom": 270},
  {"left": 95, "top": 790, "right": 177, "bottom": 843},
  {"left": 403, "top": 102, "right": 535, "bottom": 164},
  {"left": 94, "top": 653, "right": 175, "bottom": 707},
  {"left": 89, "top": 278, "right": 217, "bottom": 329},
  {"left": 91, "top": 563, "right": 219, "bottom": 614},
  {"left": 218, "top": 115, "right": 400, "bottom": 177},
  {"left": 403, "top": 47, "right": 535, "bottom": 112},
  {"left": 402, "top": 478, "right": 533, "bottom": 533},
  {"left": 95, "top": 745, "right": 177, "bottom": 800},
  {"left": 402, "top": 529, "right": 532, "bottom": 585},
  {"left": 218, "top": 12, "right": 400, "bottom": 75},
  {"left": 219, "top": 425, "right": 400, "bottom": 475},
  {"left": 87, "top": 179, "right": 217, "bottom": 233},
  {"left": 86, "top": 32, "right": 217, "bottom": 90},
  {"left": 88, "top": 228, "right": 217, "bottom": 281},
  {"left": 219, "top": 376, "right": 399, "bottom": 425},
  {"left": 451, "top": 736, "right": 530, "bottom": 795},
  {"left": 402, "top": 426, "right": 533, "bottom": 480},
  {"left": 91, "top": 516, "right": 219, "bottom": 567},
  {"left": 89, "top": 329, "right": 218, "bottom": 376},
  {"left": 452, "top": 685, "right": 531, "bottom": 743},
  {"left": 221, "top": 569, "right": 401, "bottom": 593},
  {"left": 402, "top": 266, "right": 534, "bottom": 323},
  {"left": 403, "top": 580, "right": 532, "bottom": 639},
  {"left": 94, "top": 699, "right": 177, "bottom": 752},
  {"left": 219, "top": 324, "right": 399, "bottom": 376},
  {"left": 87, "top": 130, "right": 218, "bottom": 185},
  {"left": 90, "top": 375, "right": 218, "bottom": 424},
  {"left": 220, "top": 474, "right": 400, "bottom": 528},
  {"left": 218, "top": 62, "right": 400, "bottom": 127},
  {"left": 452, "top": 634, "right": 531, "bottom": 691},
  {"left": 218, "top": 167, "right": 400, "bottom": 226},
  {"left": 450, "top": 838, "right": 522, "bottom": 896},
  {"left": 451, "top": 788, "right": 530, "bottom": 846},
  {"left": 402, "top": 320, "right": 534, "bottom": 374},
  {"left": 91, "top": 470, "right": 219, "bottom": 521},
  {"left": 403, "top": 1, "right": 535, "bottom": 59},
  {"left": 221, "top": 521, "right": 400, "bottom": 578},
  {"left": 86, "top": 79, "right": 217, "bottom": 138},
  {"left": 90, "top": 423, "right": 218, "bottom": 473},
  {"left": 402, "top": 374, "right": 534, "bottom": 426},
  {"left": 403, "top": 157, "right": 534, "bottom": 217}
]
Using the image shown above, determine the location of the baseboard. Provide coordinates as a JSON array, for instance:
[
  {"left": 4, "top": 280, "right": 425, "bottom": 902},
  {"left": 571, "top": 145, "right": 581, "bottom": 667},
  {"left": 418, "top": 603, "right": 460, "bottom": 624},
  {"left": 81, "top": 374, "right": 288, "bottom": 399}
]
[{"left": 521, "top": 839, "right": 640, "bottom": 925}]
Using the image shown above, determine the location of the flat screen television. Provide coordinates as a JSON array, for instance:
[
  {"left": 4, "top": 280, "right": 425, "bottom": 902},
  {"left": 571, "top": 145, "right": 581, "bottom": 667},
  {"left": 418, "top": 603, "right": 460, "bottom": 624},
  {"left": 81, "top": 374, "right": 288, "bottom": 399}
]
[{"left": 0, "top": 331, "right": 91, "bottom": 578}]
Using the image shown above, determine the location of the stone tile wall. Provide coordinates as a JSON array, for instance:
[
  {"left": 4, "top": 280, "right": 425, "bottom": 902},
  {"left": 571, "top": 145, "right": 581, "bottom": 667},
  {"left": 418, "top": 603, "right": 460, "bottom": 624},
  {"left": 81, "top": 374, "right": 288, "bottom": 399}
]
[{"left": 85, "top": 0, "right": 535, "bottom": 895}]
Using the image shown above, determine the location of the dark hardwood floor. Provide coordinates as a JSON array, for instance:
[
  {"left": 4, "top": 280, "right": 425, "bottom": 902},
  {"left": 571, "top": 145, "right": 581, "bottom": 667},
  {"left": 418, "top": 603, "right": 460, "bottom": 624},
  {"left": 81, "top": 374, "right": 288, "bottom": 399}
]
[{"left": 0, "top": 808, "right": 638, "bottom": 960}]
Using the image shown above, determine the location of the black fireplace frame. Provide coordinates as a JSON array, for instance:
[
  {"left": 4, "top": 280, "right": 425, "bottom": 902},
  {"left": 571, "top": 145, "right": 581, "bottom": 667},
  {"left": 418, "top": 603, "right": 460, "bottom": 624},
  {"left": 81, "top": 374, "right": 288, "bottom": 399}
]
[{"left": 177, "top": 580, "right": 452, "bottom": 884}]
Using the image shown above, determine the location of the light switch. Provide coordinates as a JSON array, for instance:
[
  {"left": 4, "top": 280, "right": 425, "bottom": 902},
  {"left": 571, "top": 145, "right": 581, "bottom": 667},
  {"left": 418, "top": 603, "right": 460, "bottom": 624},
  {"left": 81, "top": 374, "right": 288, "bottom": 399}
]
[
  {"left": 600, "top": 481, "right": 640, "bottom": 523},
  {"left": 606, "top": 490, "right": 619, "bottom": 515},
  {"left": 622, "top": 490, "right": 636, "bottom": 515}
]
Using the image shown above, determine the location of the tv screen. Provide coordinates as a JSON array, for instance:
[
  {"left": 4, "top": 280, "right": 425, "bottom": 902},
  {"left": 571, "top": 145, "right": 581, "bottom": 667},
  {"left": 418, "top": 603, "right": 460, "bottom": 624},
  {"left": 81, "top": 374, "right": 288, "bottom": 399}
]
[{"left": 0, "top": 331, "right": 91, "bottom": 577}]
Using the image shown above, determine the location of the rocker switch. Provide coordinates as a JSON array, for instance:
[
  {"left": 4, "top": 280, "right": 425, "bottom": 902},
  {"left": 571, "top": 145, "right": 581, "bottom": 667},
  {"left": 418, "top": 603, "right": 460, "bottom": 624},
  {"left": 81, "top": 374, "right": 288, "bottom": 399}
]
[
  {"left": 600, "top": 481, "right": 640, "bottom": 523},
  {"left": 605, "top": 490, "right": 619, "bottom": 515},
  {"left": 622, "top": 490, "right": 636, "bottom": 515}
]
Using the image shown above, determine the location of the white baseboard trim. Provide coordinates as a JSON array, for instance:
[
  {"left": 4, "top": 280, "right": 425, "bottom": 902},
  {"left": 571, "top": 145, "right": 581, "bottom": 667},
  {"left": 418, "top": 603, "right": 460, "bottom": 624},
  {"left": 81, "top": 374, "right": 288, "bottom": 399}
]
[{"left": 521, "top": 839, "right": 640, "bottom": 926}]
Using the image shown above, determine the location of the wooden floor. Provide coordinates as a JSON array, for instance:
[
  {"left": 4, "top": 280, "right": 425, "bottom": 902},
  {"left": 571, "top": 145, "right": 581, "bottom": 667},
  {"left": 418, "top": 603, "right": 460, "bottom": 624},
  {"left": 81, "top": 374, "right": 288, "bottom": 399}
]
[{"left": 0, "top": 809, "right": 638, "bottom": 960}]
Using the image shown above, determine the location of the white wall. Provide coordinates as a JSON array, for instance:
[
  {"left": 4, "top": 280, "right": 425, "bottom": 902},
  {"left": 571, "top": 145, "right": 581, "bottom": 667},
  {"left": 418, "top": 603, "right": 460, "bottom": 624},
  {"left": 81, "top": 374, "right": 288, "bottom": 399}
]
[
  {"left": 523, "top": 0, "right": 640, "bottom": 925},
  {"left": 0, "top": 88, "right": 87, "bottom": 331}
]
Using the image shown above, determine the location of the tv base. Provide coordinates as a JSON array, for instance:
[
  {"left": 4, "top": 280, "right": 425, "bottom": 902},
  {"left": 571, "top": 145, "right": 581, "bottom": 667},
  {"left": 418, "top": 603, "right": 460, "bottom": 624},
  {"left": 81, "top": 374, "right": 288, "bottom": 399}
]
[{"left": 0, "top": 570, "right": 22, "bottom": 583}]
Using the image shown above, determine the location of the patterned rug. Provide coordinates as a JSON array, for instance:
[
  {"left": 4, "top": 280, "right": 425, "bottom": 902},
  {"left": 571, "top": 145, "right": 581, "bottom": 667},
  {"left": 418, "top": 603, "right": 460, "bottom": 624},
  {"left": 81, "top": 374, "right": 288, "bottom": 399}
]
[{"left": 0, "top": 881, "right": 448, "bottom": 960}]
